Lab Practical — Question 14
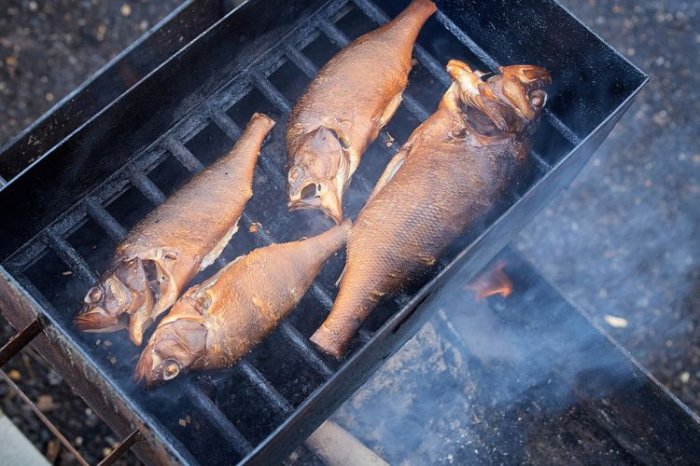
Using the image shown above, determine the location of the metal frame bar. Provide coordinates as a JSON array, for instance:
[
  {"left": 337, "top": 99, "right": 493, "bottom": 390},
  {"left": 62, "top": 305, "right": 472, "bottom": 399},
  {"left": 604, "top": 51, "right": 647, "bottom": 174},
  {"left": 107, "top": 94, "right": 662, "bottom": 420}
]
[
  {"left": 97, "top": 430, "right": 141, "bottom": 466},
  {"left": 0, "top": 319, "right": 42, "bottom": 368}
]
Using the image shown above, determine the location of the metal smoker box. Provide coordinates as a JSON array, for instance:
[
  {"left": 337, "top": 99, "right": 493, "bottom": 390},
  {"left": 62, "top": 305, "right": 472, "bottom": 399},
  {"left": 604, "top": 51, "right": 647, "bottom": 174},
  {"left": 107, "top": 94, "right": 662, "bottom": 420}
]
[{"left": 0, "top": 0, "right": 647, "bottom": 464}]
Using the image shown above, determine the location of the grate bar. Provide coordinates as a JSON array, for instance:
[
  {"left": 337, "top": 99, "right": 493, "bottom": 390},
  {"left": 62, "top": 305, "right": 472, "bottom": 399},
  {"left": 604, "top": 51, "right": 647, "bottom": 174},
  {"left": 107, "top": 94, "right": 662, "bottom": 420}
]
[
  {"left": 0, "top": 174, "right": 6, "bottom": 188},
  {"left": 284, "top": 44, "right": 319, "bottom": 78},
  {"left": 186, "top": 384, "right": 253, "bottom": 455},
  {"left": 543, "top": 111, "right": 581, "bottom": 145},
  {"left": 43, "top": 230, "right": 98, "bottom": 284},
  {"left": 412, "top": 44, "right": 451, "bottom": 87},
  {"left": 434, "top": 11, "right": 498, "bottom": 70},
  {"left": 128, "top": 166, "right": 167, "bottom": 205},
  {"left": 357, "top": 328, "right": 372, "bottom": 344},
  {"left": 402, "top": 94, "right": 430, "bottom": 121},
  {"left": 84, "top": 197, "right": 128, "bottom": 242},
  {"left": 279, "top": 322, "right": 334, "bottom": 379},
  {"left": 209, "top": 107, "right": 243, "bottom": 141},
  {"left": 318, "top": 15, "right": 350, "bottom": 47},
  {"left": 251, "top": 70, "right": 293, "bottom": 114},
  {"left": 238, "top": 360, "right": 293, "bottom": 414},
  {"left": 530, "top": 149, "right": 551, "bottom": 173},
  {"left": 164, "top": 137, "right": 205, "bottom": 174}
]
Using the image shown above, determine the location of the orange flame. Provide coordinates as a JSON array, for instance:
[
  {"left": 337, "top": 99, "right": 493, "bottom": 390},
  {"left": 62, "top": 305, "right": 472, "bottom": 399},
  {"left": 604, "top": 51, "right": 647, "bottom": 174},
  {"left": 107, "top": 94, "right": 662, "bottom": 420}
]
[{"left": 464, "top": 261, "right": 513, "bottom": 301}]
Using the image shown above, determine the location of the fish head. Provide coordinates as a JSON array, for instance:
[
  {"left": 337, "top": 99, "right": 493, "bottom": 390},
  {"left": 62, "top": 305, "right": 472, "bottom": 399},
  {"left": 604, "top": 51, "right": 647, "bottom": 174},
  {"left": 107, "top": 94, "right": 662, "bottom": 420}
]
[
  {"left": 75, "top": 258, "right": 155, "bottom": 342},
  {"left": 288, "top": 126, "right": 349, "bottom": 224},
  {"left": 495, "top": 65, "right": 552, "bottom": 123},
  {"left": 446, "top": 60, "right": 551, "bottom": 134},
  {"left": 134, "top": 291, "right": 209, "bottom": 386}
]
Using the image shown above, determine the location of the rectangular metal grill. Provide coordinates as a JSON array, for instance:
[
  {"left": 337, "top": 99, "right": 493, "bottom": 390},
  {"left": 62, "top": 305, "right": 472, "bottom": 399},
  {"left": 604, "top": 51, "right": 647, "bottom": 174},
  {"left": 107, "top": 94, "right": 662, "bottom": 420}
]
[{"left": 0, "top": 0, "right": 647, "bottom": 464}]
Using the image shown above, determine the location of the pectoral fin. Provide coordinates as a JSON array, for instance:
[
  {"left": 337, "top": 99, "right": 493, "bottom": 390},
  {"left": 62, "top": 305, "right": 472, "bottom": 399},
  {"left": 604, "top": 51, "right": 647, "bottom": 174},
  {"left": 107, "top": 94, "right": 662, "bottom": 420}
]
[{"left": 366, "top": 148, "right": 408, "bottom": 203}]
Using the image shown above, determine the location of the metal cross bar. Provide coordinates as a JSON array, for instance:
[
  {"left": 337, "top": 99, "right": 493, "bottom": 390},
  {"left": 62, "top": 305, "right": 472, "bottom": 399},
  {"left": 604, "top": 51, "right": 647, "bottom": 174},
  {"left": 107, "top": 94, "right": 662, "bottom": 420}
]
[
  {"left": 250, "top": 70, "right": 293, "bottom": 114},
  {"left": 209, "top": 107, "right": 243, "bottom": 140},
  {"left": 238, "top": 360, "right": 293, "bottom": 414},
  {"left": 127, "top": 166, "right": 167, "bottom": 205},
  {"left": 97, "top": 430, "right": 140, "bottom": 466},
  {"left": 43, "top": 230, "right": 98, "bottom": 284},
  {"left": 186, "top": 383, "right": 253, "bottom": 455},
  {"left": 284, "top": 44, "right": 320, "bottom": 78},
  {"left": 84, "top": 197, "right": 128, "bottom": 242},
  {"left": 279, "top": 322, "right": 334, "bottom": 379},
  {"left": 164, "top": 137, "right": 205, "bottom": 174},
  {"left": 0, "top": 319, "right": 42, "bottom": 368}
]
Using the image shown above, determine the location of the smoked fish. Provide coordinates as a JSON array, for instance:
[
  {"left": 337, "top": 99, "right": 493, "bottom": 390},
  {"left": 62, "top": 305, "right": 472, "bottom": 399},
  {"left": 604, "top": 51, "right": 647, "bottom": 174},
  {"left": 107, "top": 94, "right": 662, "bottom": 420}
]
[
  {"left": 135, "top": 221, "right": 351, "bottom": 385},
  {"left": 286, "top": 0, "right": 437, "bottom": 223},
  {"left": 75, "top": 113, "right": 275, "bottom": 345},
  {"left": 311, "top": 60, "right": 551, "bottom": 357}
]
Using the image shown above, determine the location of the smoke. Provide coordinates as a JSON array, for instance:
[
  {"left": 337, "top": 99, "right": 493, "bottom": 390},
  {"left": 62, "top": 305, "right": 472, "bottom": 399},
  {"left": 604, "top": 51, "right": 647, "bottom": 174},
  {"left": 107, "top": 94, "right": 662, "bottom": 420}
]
[{"left": 328, "top": 253, "right": 649, "bottom": 464}]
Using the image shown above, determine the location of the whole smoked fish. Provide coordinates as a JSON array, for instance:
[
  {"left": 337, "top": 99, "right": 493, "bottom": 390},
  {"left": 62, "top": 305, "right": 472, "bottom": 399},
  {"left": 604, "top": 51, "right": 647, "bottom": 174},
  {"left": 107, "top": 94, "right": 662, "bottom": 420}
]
[
  {"left": 135, "top": 221, "right": 350, "bottom": 385},
  {"left": 75, "top": 113, "right": 275, "bottom": 346},
  {"left": 311, "top": 61, "right": 552, "bottom": 357},
  {"left": 287, "top": 0, "right": 437, "bottom": 223}
]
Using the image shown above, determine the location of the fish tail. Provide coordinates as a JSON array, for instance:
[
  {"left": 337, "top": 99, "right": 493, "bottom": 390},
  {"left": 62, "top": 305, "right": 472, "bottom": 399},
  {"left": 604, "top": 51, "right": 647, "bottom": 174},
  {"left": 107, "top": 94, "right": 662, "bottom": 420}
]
[
  {"left": 402, "top": 0, "right": 438, "bottom": 22},
  {"left": 307, "top": 219, "right": 352, "bottom": 261},
  {"left": 310, "top": 270, "right": 378, "bottom": 359},
  {"left": 384, "top": 0, "right": 437, "bottom": 45}
]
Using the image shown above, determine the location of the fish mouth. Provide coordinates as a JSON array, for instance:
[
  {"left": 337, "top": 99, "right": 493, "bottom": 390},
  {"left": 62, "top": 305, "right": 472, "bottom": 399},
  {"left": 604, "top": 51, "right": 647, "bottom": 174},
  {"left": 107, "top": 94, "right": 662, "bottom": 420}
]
[
  {"left": 288, "top": 181, "right": 343, "bottom": 224},
  {"left": 74, "top": 307, "right": 125, "bottom": 333},
  {"left": 446, "top": 60, "right": 551, "bottom": 129},
  {"left": 134, "top": 346, "right": 159, "bottom": 386}
]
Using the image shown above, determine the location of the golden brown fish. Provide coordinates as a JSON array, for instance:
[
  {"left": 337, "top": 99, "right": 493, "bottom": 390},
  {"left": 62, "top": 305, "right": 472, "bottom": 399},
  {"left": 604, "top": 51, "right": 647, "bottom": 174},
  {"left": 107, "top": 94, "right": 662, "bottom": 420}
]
[
  {"left": 75, "top": 113, "right": 275, "bottom": 346},
  {"left": 287, "top": 0, "right": 437, "bottom": 223},
  {"left": 134, "top": 221, "right": 351, "bottom": 385},
  {"left": 311, "top": 60, "right": 552, "bottom": 358}
]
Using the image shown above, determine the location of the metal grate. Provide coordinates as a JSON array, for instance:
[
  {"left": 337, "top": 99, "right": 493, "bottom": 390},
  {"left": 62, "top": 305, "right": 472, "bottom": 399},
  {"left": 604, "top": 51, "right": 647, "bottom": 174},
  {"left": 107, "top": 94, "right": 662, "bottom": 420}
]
[{"left": 1, "top": 0, "right": 580, "bottom": 462}]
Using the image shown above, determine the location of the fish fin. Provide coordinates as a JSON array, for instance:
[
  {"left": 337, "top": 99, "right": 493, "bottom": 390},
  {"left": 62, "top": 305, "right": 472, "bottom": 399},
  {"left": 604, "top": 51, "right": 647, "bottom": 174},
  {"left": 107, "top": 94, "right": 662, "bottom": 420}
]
[
  {"left": 378, "top": 92, "right": 404, "bottom": 128},
  {"left": 128, "top": 309, "right": 150, "bottom": 346},
  {"left": 366, "top": 148, "right": 408, "bottom": 204},
  {"left": 334, "top": 263, "right": 347, "bottom": 288},
  {"left": 324, "top": 121, "right": 352, "bottom": 151}
]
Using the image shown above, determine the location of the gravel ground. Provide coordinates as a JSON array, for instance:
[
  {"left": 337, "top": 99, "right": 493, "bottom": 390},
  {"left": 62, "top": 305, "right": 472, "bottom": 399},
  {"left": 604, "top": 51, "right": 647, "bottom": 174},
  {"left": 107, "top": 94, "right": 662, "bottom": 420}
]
[
  {"left": 515, "top": 0, "right": 700, "bottom": 413},
  {"left": 0, "top": 0, "right": 698, "bottom": 464}
]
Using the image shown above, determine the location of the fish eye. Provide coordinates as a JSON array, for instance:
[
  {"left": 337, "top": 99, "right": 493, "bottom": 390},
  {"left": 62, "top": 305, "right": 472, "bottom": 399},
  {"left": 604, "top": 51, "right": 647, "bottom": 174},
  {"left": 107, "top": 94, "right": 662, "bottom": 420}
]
[
  {"left": 530, "top": 90, "right": 546, "bottom": 108},
  {"left": 87, "top": 287, "right": 102, "bottom": 303},
  {"left": 163, "top": 360, "right": 181, "bottom": 380}
]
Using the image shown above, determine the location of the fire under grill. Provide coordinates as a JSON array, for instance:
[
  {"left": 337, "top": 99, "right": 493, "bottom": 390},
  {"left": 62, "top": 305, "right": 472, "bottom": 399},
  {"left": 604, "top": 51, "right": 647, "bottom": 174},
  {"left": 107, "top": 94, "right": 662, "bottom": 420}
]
[{"left": 0, "top": 0, "right": 648, "bottom": 464}]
